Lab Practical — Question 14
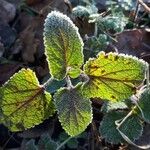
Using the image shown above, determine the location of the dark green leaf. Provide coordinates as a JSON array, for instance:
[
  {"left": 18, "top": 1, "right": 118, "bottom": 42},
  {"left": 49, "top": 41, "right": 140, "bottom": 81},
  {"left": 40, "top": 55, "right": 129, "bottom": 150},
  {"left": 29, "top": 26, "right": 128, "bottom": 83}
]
[
  {"left": 138, "top": 89, "right": 150, "bottom": 123},
  {"left": 100, "top": 111, "right": 143, "bottom": 144}
]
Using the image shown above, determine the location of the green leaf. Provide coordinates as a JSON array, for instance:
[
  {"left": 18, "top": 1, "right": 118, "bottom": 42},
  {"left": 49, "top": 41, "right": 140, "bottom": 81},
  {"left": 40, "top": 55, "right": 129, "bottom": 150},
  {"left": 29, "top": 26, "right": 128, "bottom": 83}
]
[
  {"left": 68, "top": 68, "right": 82, "bottom": 79},
  {"left": 138, "top": 89, "right": 150, "bottom": 123},
  {"left": 44, "top": 79, "right": 66, "bottom": 94},
  {"left": 44, "top": 11, "right": 84, "bottom": 80},
  {"left": 54, "top": 84, "right": 92, "bottom": 136},
  {"left": 101, "top": 101, "right": 128, "bottom": 113},
  {"left": 38, "top": 134, "right": 58, "bottom": 150},
  {"left": 82, "top": 52, "right": 147, "bottom": 101},
  {"left": 72, "top": 5, "right": 90, "bottom": 18},
  {"left": 100, "top": 111, "right": 143, "bottom": 144},
  {"left": 58, "top": 132, "right": 78, "bottom": 149},
  {"left": 67, "top": 138, "right": 78, "bottom": 149},
  {"left": 1, "top": 68, "right": 55, "bottom": 131},
  {"left": 25, "top": 139, "right": 38, "bottom": 150},
  {"left": 0, "top": 108, "right": 2, "bottom": 124}
]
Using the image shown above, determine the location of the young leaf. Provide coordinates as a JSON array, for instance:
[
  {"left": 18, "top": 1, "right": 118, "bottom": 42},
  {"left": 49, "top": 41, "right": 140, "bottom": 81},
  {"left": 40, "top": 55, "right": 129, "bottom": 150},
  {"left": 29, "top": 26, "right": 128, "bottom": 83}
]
[
  {"left": 101, "top": 101, "right": 128, "bottom": 113},
  {"left": 138, "top": 89, "right": 150, "bottom": 123},
  {"left": 1, "top": 69, "right": 55, "bottom": 131},
  {"left": 99, "top": 111, "right": 143, "bottom": 144},
  {"left": 38, "top": 134, "right": 58, "bottom": 150},
  {"left": 82, "top": 52, "right": 147, "bottom": 101},
  {"left": 54, "top": 84, "right": 92, "bottom": 136},
  {"left": 44, "top": 11, "right": 84, "bottom": 80}
]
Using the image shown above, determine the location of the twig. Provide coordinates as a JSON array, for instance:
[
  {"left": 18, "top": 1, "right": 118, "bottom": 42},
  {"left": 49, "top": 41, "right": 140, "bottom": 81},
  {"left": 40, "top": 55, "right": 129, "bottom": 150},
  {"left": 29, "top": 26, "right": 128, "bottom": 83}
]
[
  {"left": 138, "top": 0, "right": 150, "bottom": 13},
  {"left": 66, "top": 76, "right": 74, "bottom": 89},
  {"left": 134, "top": 0, "right": 140, "bottom": 22},
  {"left": 91, "top": 121, "right": 102, "bottom": 148},
  {"left": 146, "top": 63, "right": 150, "bottom": 89}
]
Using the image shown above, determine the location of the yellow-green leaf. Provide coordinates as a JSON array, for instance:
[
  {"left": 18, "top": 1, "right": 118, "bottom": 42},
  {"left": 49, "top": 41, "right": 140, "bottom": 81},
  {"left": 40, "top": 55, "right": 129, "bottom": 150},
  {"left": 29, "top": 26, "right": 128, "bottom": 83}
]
[
  {"left": 82, "top": 52, "right": 147, "bottom": 101},
  {"left": 1, "top": 69, "right": 55, "bottom": 131},
  {"left": 54, "top": 84, "right": 92, "bottom": 136},
  {"left": 44, "top": 11, "right": 84, "bottom": 80}
]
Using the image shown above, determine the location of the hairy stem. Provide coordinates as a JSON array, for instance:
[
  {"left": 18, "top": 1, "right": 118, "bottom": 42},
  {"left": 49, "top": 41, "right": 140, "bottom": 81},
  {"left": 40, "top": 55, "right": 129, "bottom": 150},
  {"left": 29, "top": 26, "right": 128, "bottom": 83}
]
[
  {"left": 66, "top": 76, "right": 74, "bottom": 89},
  {"left": 94, "top": 23, "right": 98, "bottom": 37},
  {"left": 56, "top": 137, "right": 72, "bottom": 150},
  {"left": 146, "top": 64, "right": 149, "bottom": 89},
  {"left": 115, "top": 107, "right": 135, "bottom": 129}
]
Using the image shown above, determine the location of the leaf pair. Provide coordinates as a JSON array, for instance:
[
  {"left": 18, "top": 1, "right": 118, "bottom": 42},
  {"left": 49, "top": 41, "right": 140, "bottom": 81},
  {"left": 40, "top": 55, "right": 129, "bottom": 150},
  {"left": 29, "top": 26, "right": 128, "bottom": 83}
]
[{"left": 0, "top": 11, "right": 148, "bottom": 138}]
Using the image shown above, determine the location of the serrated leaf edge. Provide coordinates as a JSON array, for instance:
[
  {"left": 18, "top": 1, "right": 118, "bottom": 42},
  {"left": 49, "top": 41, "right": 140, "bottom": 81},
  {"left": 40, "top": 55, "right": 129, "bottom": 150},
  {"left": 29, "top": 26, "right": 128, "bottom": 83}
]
[
  {"left": 43, "top": 11, "right": 84, "bottom": 80},
  {"left": 83, "top": 51, "right": 148, "bottom": 72},
  {"left": 54, "top": 83, "right": 93, "bottom": 136},
  {"left": 0, "top": 68, "right": 55, "bottom": 131}
]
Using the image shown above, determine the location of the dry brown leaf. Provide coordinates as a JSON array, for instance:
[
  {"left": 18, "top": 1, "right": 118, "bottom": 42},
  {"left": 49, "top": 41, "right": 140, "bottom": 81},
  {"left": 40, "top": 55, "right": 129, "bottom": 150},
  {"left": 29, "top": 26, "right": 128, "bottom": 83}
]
[
  {"left": 0, "top": 63, "right": 22, "bottom": 85},
  {"left": 110, "top": 29, "right": 150, "bottom": 64},
  {"left": 19, "top": 25, "right": 40, "bottom": 63}
]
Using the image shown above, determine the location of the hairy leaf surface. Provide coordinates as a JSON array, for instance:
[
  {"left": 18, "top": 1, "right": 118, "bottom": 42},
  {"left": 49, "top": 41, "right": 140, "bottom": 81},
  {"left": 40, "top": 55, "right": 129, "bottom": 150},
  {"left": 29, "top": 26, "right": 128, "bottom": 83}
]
[
  {"left": 138, "top": 89, "right": 150, "bottom": 123},
  {"left": 101, "top": 101, "right": 128, "bottom": 113},
  {"left": 1, "top": 69, "right": 55, "bottom": 131},
  {"left": 83, "top": 52, "right": 147, "bottom": 101},
  {"left": 44, "top": 11, "right": 84, "bottom": 80},
  {"left": 54, "top": 84, "right": 92, "bottom": 136},
  {"left": 100, "top": 111, "right": 143, "bottom": 144}
]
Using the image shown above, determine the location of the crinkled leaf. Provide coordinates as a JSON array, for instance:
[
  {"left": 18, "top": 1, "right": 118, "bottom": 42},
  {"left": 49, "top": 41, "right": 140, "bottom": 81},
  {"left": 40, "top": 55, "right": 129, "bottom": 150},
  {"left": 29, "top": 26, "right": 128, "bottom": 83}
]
[
  {"left": 100, "top": 111, "right": 143, "bottom": 144},
  {"left": 54, "top": 84, "right": 92, "bottom": 136},
  {"left": 138, "top": 89, "right": 150, "bottom": 123},
  {"left": 83, "top": 52, "right": 147, "bottom": 101},
  {"left": 44, "top": 11, "right": 84, "bottom": 80},
  {"left": 101, "top": 101, "right": 128, "bottom": 113},
  {"left": 1, "top": 69, "right": 55, "bottom": 131}
]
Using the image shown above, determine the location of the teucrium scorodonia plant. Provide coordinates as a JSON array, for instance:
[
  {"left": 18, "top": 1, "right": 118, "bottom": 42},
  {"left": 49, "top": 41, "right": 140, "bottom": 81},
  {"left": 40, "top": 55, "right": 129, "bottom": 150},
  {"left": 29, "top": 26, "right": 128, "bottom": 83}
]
[{"left": 0, "top": 11, "right": 150, "bottom": 147}]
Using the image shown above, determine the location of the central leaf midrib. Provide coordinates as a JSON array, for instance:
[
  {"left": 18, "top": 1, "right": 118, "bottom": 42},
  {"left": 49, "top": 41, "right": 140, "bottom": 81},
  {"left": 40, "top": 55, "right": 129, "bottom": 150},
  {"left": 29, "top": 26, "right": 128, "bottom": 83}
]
[{"left": 58, "top": 28, "right": 69, "bottom": 71}]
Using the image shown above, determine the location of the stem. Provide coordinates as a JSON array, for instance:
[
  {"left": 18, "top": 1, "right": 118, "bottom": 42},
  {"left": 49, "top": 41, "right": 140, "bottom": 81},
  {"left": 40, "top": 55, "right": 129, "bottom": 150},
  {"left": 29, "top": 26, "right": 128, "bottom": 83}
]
[
  {"left": 115, "top": 107, "right": 135, "bottom": 129},
  {"left": 138, "top": 0, "right": 150, "bottom": 13},
  {"left": 133, "top": 0, "right": 140, "bottom": 22},
  {"left": 56, "top": 137, "right": 72, "bottom": 150},
  {"left": 43, "top": 77, "right": 54, "bottom": 90},
  {"left": 146, "top": 64, "right": 149, "bottom": 90},
  {"left": 94, "top": 23, "right": 98, "bottom": 37},
  {"left": 66, "top": 76, "right": 74, "bottom": 89},
  {"left": 116, "top": 106, "right": 150, "bottom": 149}
]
